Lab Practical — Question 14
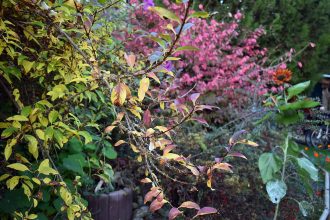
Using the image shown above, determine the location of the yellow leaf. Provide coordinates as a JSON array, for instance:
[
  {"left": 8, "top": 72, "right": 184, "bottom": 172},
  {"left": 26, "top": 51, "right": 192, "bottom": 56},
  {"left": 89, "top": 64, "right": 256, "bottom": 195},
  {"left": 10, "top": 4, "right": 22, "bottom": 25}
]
[
  {"left": 162, "top": 153, "right": 180, "bottom": 160},
  {"left": 60, "top": 187, "right": 72, "bottom": 206},
  {"left": 138, "top": 78, "right": 150, "bottom": 102},
  {"left": 22, "top": 183, "right": 32, "bottom": 197},
  {"left": 137, "top": 155, "right": 143, "bottom": 162},
  {"left": 38, "top": 159, "right": 58, "bottom": 175},
  {"left": 7, "top": 115, "right": 29, "bottom": 121},
  {"left": 0, "top": 174, "right": 10, "bottom": 181},
  {"left": 33, "top": 199, "right": 38, "bottom": 207},
  {"left": 160, "top": 102, "right": 165, "bottom": 110},
  {"left": 25, "top": 135, "right": 38, "bottom": 159},
  {"left": 36, "top": 129, "right": 45, "bottom": 140},
  {"left": 7, "top": 163, "right": 30, "bottom": 172},
  {"left": 6, "top": 176, "right": 20, "bottom": 190},
  {"left": 43, "top": 177, "right": 51, "bottom": 184},
  {"left": 130, "top": 144, "right": 140, "bottom": 153},
  {"left": 114, "top": 140, "right": 126, "bottom": 147},
  {"left": 237, "top": 139, "right": 259, "bottom": 147},
  {"left": 5, "top": 138, "right": 17, "bottom": 160},
  {"left": 129, "top": 106, "right": 142, "bottom": 120},
  {"left": 111, "top": 83, "right": 127, "bottom": 106},
  {"left": 32, "top": 178, "right": 41, "bottom": 185},
  {"left": 26, "top": 214, "right": 37, "bottom": 219}
]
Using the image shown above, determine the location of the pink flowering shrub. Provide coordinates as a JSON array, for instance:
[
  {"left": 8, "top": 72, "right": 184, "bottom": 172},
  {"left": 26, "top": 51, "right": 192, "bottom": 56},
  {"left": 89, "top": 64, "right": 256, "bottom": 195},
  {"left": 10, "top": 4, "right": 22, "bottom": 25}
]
[{"left": 126, "top": 0, "right": 280, "bottom": 109}]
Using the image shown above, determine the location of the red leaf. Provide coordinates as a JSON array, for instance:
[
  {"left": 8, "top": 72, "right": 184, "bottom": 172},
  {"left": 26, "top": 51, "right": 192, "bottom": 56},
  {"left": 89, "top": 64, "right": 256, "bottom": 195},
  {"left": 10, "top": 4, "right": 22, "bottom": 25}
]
[
  {"left": 195, "top": 207, "right": 217, "bottom": 217},
  {"left": 227, "top": 152, "right": 247, "bottom": 160},
  {"left": 168, "top": 207, "right": 182, "bottom": 220},
  {"left": 150, "top": 198, "right": 166, "bottom": 213},
  {"left": 140, "top": 178, "right": 152, "bottom": 183},
  {"left": 143, "top": 109, "right": 152, "bottom": 127},
  {"left": 179, "top": 201, "right": 200, "bottom": 210}
]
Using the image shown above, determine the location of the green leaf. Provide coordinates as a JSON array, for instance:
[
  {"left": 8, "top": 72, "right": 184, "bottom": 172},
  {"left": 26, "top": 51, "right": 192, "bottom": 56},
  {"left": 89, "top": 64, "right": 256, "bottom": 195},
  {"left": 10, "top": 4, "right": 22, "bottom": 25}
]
[
  {"left": 48, "top": 110, "right": 59, "bottom": 123},
  {"left": 258, "top": 153, "right": 282, "bottom": 183},
  {"left": 22, "top": 60, "right": 34, "bottom": 73},
  {"left": 67, "top": 137, "right": 83, "bottom": 153},
  {"left": 296, "top": 157, "right": 318, "bottom": 181},
  {"left": 189, "top": 11, "right": 209, "bottom": 19},
  {"left": 266, "top": 180, "right": 287, "bottom": 204},
  {"left": 7, "top": 115, "right": 29, "bottom": 121},
  {"left": 152, "top": 7, "right": 181, "bottom": 23},
  {"left": 102, "top": 142, "right": 117, "bottom": 159},
  {"left": 298, "top": 201, "right": 314, "bottom": 217},
  {"left": 279, "top": 100, "right": 319, "bottom": 111},
  {"left": 287, "top": 81, "right": 310, "bottom": 100},
  {"left": 7, "top": 163, "right": 29, "bottom": 172},
  {"left": 149, "top": 36, "right": 166, "bottom": 48},
  {"left": 175, "top": 45, "right": 199, "bottom": 52},
  {"left": 1, "top": 127, "right": 17, "bottom": 138},
  {"left": 78, "top": 131, "right": 93, "bottom": 144},
  {"left": 62, "top": 154, "right": 86, "bottom": 175}
]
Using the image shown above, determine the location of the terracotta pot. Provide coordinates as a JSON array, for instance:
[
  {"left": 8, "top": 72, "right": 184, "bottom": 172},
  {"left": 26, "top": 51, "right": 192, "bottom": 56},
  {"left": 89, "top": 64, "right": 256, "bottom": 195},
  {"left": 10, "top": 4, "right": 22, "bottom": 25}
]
[{"left": 85, "top": 188, "right": 133, "bottom": 220}]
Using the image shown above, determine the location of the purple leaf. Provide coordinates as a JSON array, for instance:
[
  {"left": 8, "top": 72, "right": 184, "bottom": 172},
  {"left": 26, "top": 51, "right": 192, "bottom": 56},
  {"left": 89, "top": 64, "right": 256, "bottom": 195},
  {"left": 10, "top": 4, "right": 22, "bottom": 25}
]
[
  {"left": 195, "top": 207, "right": 217, "bottom": 217},
  {"left": 190, "top": 93, "right": 200, "bottom": 105}
]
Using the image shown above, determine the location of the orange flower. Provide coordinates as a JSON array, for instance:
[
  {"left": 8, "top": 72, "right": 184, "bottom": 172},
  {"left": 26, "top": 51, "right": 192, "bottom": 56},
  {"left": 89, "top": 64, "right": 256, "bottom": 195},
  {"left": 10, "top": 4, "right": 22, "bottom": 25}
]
[{"left": 273, "top": 68, "right": 292, "bottom": 85}]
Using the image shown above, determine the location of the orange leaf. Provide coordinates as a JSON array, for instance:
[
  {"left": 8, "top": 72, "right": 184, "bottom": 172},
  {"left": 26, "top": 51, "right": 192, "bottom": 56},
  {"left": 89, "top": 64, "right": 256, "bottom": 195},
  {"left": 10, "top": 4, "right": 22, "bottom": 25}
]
[
  {"left": 140, "top": 178, "right": 152, "bottom": 183},
  {"left": 111, "top": 83, "right": 127, "bottom": 106},
  {"left": 104, "top": 125, "right": 116, "bottom": 133},
  {"left": 114, "top": 140, "right": 126, "bottom": 147},
  {"left": 212, "top": 163, "right": 233, "bottom": 173},
  {"left": 124, "top": 53, "right": 136, "bottom": 68}
]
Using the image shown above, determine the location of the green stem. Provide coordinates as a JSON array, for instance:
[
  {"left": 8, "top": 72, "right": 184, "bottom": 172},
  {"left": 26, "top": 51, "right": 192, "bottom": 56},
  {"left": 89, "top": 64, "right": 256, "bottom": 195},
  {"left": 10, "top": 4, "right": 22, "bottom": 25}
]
[{"left": 273, "top": 133, "right": 289, "bottom": 220}]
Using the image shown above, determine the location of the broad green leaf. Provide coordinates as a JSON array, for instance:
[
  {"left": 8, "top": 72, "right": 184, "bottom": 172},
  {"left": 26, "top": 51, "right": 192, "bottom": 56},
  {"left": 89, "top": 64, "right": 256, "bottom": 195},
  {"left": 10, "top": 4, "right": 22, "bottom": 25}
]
[
  {"left": 7, "top": 163, "right": 29, "bottom": 172},
  {"left": 1, "top": 127, "right": 17, "bottom": 139},
  {"left": 78, "top": 131, "right": 92, "bottom": 144},
  {"left": 258, "top": 153, "right": 282, "bottom": 183},
  {"left": 152, "top": 7, "right": 181, "bottom": 23},
  {"left": 287, "top": 81, "right": 310, "bottom": 100},
  {"left": 279, "top": 100, "right": 319, "bottom": 111},
  {"left": 22, "top": 60, "right": 34, "bottom": 73},
  {"left": 189, "top": 11, "right": 209, "bottom": 19},
  {"left": 102, "top": 142, "right": 117, "bottom": 159},
  {"left": 38, "top": 159, "right": 58, "bottom": 175},
  {"left": 175, "top": 45, "right": 199, "bottom": 52},
  {"left": 296, "top": 157, "right": 318, "bottom": 181},
  {"left": 48, "top": 110, "right": 59, "bottom": 123},
  {"left": 62, "top": 154, "right": 86, "bottom": 175},
  {"left": 25, "top": 135, "right": 38, "bottom": 159},
  {"left": 266, "top": 180, "right": 287, "bottom": 204}
]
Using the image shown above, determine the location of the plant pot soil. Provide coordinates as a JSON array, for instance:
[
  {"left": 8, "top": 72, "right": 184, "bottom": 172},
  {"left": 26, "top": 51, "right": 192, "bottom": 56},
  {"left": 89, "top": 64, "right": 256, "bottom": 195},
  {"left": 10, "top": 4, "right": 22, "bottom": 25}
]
[{"left": 85, "top": 188, "right": 133, "bottom": 220}]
